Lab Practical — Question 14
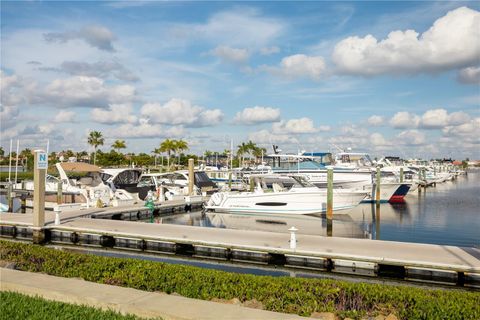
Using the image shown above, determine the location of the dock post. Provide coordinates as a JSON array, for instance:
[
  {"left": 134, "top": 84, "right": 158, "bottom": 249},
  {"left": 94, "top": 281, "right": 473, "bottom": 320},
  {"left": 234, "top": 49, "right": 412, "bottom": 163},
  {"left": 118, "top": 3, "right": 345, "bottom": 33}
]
[
  {"left": 289, "top": 227, "right": 298, "bottom": 251},
  {"left": 20, "top": 180, "right": 26, "bottom": 213},
  {"left": 188, "top": 158, "right": 194, "bottom": 196},
  {"left": 7, "top": 182, "right": 13, "bottom": 212},
  {"left": 326, "top": 168, "right": 333, "bottom": 237},
  {"left": 54, "top": 207, "right": 61, "bottom": 225},
  {"left": 33, "top": 150, "right": 47, "bottom": 244},
  {"left": 249, "top": 177, "right": 255, "bottom": 192},
  {"left": 20, "top": 195, "right": 26, "bottom": 213},
  {"left": 399, "top": 167, "right": 404, "bottom": 183},
  {"left": 57, "top": 181, "right": 63, "bottom": 204},
  {"left": 159, "top": 185, "right": 165, "bottom": 202},
  {"left": 228, "top": 171, "right": 232, "bottom": 190},
  {"left": 375, "top": 167, "right": 381, "bottom": 206},
  {"left": 423, "top": 169, "right": 427, "bottom": 190}
]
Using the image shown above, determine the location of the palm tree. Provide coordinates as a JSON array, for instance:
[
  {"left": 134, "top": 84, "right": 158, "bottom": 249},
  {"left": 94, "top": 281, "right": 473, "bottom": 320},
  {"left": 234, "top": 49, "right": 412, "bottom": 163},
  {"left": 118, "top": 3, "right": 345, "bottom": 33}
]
[
  {"left": 152, "top": 147, "right": 162, "bottom": 167},
  {"left": 237, "top": 142, "right": 248, "bottom": 167},
  {"left": 252, "top": 146, "right": 267, "bottom": 163},
  {"left": 159, "top": 139, "right": 177, "bottom": 169},
  {"left": 87, "top": 131, "right": 104, "bottom": 165},
  {"left": 204, "top": 150, "right": 213, "bottom": 157},
  {"left": 112, "top": 140, "right": 126, "bottom": 153},
  {"left": 173, "top": 139, "right": 189, "bottom": 165}
]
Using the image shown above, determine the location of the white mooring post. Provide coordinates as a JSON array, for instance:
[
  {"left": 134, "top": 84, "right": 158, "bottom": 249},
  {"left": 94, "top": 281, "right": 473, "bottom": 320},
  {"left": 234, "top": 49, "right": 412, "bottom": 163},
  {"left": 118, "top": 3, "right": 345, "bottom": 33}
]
[
  {"left": 159, "top": 185, "right": 165, "bottom": 202},
  {"left": 54, "top": 206, "right": 61, "bottom": 226},
  {"left": 289, "top": 226, "right": 298, "bottom": 251}
]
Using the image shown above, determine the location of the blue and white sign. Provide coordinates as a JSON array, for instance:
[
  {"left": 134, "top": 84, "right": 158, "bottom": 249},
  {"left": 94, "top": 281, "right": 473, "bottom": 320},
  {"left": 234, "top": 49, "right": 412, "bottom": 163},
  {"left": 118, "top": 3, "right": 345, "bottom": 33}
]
[{"left": 37, "top": 152, "right": 48, "bottom": 169}]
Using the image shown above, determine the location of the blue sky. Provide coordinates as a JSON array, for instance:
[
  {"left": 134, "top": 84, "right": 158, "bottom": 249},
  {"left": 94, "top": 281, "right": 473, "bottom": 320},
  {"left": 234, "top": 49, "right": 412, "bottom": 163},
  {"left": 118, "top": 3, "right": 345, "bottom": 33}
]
[{"left": 1, "top": 1, "right": 479, "bottom": 159}]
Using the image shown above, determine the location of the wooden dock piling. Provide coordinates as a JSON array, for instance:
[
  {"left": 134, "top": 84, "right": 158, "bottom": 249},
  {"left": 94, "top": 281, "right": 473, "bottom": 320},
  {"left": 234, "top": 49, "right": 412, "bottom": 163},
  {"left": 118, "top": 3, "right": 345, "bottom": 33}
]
[
  {"left": 375, "top": 167, "right": 381, "bottom": 205},
  {"left": 33, "top": 150, "right": 46, "bottom": 243},
  {"left": 7, "top": 183, "right": 13, "bottom": 212},
  {"left": 57, "top": 181, "right": 63, "bottom": 205},
  {"left": 399, "top": 167, "right": 404, "bottom": 183},
  {"left": 326, "top": 168, "right": 333, "bottom": 236},
  {"left": 188, "top": 158, "right": 194, "bottom": 196}
]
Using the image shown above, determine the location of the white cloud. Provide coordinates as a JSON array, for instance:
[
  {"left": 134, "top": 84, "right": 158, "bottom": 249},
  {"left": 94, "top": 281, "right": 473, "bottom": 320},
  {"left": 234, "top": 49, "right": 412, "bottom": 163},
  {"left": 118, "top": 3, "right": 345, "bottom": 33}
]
[
  {"left": 233, "top": 106, "right": 281, "bottom": 125},
  {"left": 169, "top": 8, "right": 284, "bottom": 49},
  {"left": 272, "top": 117, "right": 319, "bottom": 134},
  {"left": 140, "top": 98, "right": 223, "bottom": 127},
  {"left": 396, "top": 129, "right": 426, "bottom": 145},
  {"left": 442, "top": 117, "right": 480, "bottom": 144},
  {"left": 420, "top": 108, "right": 449, "bottom": 129},
  {"left": 248, "top": 129, "right": 298, "bottom": 144},
  {"left": 367, "top": 115, "right": 384, "bottom": 126},
  {"left": 0, "top": 105, "right": 20, "bottom": 130},
  {"left": 333, "top": 7, "right": 480, "bottom": 75},
  {"left": 107, "top": 122, "right": 185, "bottom": 139},
  {"left": 457, "top": 66, "right": 480, "bottom": 84},
  {"left": 447, "top": 111, "right": 471, "bottom": 126},
  {"left": 260, "top": 46, "right": 280, "bottom": 55},
  {"left": 53, "top": 110, "right": 76, "bottom": 123},
  {"left": 44, "top": 25, "right": 116, "bottom": 52},
  {"left": 389, "top": 112, "right": 420, "bottom": 129},
  {"left": 389, "top": 109, "right": 471, "bottom": 129},
  {"left": 370, "top": 132, "right": 392, "bottom": 147},
  {"left": 90, "top": 104, "right": 137, "bottom": 124},
  {"left": 49, "top": 60, "right": 139, "bottom": 82},
  {"left": 267, "top": 54, "right": 326, "bottom": 80},
  {"left": 211, "top": 45, "right": 250, "bottom": 63},
  {"left": 35, "top": 76, "right": 136, "bottom": 108},
  {"left": 318, "top": 125, "right": 331, "bottom": 132}
]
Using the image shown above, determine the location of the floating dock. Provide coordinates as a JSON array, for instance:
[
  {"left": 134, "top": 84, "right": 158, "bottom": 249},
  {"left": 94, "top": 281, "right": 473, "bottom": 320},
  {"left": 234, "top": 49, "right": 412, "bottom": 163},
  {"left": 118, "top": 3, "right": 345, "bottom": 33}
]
[{"left": 1, "top": 205, "right": 479, "bottom": 288}]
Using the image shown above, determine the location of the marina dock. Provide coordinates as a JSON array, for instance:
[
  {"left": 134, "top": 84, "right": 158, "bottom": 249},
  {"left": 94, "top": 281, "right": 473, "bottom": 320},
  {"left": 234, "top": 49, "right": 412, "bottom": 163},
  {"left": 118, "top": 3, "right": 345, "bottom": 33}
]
[{"left": 1, "top": 206, "right": 479, "bottom": 288}]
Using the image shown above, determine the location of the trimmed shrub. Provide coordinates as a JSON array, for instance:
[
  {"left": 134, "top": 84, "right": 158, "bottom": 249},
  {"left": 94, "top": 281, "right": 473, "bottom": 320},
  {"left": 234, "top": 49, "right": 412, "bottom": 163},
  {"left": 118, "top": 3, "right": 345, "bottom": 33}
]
[{"left": 1, "top": 240, "right": 479, "bottom": 319}]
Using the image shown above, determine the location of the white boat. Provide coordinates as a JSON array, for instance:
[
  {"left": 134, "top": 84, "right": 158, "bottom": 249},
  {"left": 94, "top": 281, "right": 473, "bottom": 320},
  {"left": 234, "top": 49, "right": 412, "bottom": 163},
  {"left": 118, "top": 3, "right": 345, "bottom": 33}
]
[
  {"left": 100, "top": 168, "right": 143, "bottom": 202},
  {"left": 205, "top": 175, "right": 367, "bottom": 215},
  {"left": 137, "top": 170, "right": 217, "bottom": 200}
]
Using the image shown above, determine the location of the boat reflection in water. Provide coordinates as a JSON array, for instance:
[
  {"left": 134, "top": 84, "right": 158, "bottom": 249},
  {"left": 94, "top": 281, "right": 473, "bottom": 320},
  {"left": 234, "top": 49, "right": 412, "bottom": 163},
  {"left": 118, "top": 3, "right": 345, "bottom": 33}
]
[{"left": 153, "top": 210, "right": 371, "bottom": 239}]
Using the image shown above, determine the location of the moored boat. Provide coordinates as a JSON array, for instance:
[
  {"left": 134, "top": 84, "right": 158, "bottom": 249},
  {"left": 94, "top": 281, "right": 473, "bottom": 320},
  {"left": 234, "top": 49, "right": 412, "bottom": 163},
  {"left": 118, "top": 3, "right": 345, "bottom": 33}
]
[{"left": 205, "top": 175, "right": 368, "bottom": 215}]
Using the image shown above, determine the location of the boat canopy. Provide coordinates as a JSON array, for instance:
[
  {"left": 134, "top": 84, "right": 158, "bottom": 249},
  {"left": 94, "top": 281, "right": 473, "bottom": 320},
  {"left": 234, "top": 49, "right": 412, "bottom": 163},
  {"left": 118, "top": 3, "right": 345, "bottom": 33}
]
[{"left": 59, "top": 162, "right": 101, "bottom": 172}]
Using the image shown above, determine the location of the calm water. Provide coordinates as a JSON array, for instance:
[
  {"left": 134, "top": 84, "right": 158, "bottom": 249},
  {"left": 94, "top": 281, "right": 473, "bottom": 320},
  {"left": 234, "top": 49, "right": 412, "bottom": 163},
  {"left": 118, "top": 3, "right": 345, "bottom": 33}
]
[{"left": 149, "top": 171, "right": 480, "bottom": 248}]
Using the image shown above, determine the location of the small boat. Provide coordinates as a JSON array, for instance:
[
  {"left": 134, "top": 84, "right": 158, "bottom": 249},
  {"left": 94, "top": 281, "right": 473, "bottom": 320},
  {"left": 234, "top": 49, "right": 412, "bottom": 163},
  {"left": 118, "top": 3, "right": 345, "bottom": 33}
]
[{"left": 205, "top": 175, "right": 367, "bottom": 215}]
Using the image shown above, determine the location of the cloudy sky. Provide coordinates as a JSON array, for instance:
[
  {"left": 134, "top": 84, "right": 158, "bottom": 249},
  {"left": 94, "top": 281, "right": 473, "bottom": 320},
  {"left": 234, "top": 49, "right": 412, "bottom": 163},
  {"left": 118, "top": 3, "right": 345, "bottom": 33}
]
[{"left": 1, "top": 1, "right": 479, "bottom": 159}]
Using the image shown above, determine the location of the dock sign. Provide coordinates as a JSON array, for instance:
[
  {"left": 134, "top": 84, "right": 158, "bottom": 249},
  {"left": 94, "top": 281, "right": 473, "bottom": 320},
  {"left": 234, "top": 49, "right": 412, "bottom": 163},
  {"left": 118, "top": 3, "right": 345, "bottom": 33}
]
[{"left": 37, "top": 152, "right": 48, "bottom": 169}]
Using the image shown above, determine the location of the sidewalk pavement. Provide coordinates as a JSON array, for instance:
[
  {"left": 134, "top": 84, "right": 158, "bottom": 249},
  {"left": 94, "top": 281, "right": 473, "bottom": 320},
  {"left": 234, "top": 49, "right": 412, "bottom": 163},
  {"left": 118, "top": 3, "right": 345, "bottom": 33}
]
[{"left": 0, "top": 268, "right": 317, "bottom": 320}]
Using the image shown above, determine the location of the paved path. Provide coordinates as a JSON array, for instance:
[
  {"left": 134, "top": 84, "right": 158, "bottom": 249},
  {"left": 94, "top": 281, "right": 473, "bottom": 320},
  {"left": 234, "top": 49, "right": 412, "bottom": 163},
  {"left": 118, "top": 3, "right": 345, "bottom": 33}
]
[
  {"left": 0, "top": 268, "right": 314, "bottom": 320},
  {"left": 53, "top": 218, "right": 480, "bottom": 273}
]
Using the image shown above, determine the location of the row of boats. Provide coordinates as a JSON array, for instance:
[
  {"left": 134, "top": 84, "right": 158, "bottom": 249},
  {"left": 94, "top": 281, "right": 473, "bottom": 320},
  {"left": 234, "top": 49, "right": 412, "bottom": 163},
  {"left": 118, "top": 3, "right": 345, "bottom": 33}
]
[{"left": 9, "top": 149, "right": 466, "bottom": 216}]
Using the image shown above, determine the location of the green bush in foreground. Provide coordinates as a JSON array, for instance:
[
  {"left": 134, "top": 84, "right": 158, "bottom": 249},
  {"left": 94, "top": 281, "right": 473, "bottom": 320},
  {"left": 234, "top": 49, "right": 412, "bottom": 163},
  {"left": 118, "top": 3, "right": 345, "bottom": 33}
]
[
  {"left": 0, "top": 291, "right": 151, "bottom": 320},
  {"left": 1, "top": 240, "right": 479, "bottom": 319}
]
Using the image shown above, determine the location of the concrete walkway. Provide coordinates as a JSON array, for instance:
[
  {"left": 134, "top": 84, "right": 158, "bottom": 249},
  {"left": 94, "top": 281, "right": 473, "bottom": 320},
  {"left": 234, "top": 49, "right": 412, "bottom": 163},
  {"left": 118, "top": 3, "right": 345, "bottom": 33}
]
[
  {"left": 54, "top": 218, "right": 480, "bottom": 272},
  {"left": 0, "top": 268, "right": 314, "bottom": 320}
]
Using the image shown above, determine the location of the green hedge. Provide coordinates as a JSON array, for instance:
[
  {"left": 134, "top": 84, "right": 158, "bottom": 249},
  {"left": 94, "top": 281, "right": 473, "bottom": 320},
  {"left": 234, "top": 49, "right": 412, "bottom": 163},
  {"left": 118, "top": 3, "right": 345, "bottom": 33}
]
[
  {"left": 0, "top": 291, "right": 154, "bottom": 320},
  {"left": 1, "top": 240, "right": 479, "bottom": 319},
  {"left": 0, "top": 172, "right": 34, "bottom": 182}
]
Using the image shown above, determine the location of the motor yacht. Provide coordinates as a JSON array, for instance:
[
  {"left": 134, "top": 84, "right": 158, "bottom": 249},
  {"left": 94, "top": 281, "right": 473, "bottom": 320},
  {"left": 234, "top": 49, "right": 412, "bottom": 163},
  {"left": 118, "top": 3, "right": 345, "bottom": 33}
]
[{"left": 205, "top": 175, "right": 368, "bottom": 215}]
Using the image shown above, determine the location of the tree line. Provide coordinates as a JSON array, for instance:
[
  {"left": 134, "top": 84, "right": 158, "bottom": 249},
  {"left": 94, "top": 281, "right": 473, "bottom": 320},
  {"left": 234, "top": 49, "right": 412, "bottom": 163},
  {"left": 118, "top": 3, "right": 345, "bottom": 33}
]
[{"left": 0, "top": 131, "right": 266, "bottom": 169}]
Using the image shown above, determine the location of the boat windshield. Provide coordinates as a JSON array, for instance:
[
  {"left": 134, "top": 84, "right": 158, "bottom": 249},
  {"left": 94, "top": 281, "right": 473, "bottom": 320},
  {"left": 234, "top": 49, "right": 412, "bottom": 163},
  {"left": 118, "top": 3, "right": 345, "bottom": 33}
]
[{"left": 290, "top": 175, "right": 316, "bottom": 188}]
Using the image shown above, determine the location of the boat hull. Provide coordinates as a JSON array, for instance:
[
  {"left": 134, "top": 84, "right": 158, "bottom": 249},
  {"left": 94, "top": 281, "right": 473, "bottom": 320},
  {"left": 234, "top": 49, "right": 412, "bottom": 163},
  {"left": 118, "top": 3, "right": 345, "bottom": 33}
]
[{"left": 205, "top": 190, "right": 367, "bottom": 215}]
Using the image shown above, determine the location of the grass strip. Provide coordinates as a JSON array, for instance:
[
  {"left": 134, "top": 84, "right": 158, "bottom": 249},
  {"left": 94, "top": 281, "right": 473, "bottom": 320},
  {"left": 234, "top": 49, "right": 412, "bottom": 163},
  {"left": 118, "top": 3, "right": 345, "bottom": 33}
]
[
  {"left": 0, "top": 291, "right": 155, "bottom": 320},
  {"left": 1, "top": 240, "right": 479, "bottom": 319}
]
